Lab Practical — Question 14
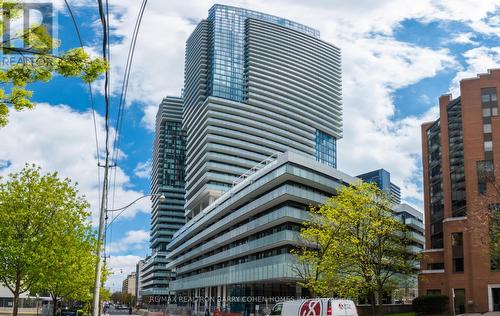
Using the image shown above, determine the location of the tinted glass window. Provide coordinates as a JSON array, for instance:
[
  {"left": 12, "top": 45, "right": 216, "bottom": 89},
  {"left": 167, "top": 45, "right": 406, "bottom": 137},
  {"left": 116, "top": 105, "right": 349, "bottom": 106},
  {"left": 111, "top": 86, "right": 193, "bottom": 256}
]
[{"left": 270, "top": 304, "right": 283, "bottom": 315}]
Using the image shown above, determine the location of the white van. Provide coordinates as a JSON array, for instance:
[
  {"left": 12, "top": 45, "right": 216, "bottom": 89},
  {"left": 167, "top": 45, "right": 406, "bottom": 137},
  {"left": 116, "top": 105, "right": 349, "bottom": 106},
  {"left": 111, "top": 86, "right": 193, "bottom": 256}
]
[{"left": 268, "top": 299, "right": 358, "bottom": 316}]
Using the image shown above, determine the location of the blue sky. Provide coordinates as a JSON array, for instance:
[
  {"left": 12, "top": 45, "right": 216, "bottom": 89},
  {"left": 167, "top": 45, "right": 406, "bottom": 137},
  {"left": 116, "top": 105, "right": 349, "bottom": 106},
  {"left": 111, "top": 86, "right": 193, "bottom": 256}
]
[{"left": 0, "top": 0, "right": 499, "bottom": 291}]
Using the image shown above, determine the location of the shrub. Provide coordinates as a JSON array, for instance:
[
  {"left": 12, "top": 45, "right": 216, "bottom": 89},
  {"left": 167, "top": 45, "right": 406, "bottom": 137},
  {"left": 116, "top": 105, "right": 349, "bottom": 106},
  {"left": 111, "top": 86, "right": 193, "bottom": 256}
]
[{"left": 412, "top": 295, "right": 449, "bottom": 315}]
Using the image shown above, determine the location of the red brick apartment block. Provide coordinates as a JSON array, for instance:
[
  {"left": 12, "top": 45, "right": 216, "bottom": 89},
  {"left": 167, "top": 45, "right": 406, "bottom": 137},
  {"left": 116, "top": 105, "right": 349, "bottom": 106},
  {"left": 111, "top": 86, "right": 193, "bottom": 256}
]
[{"left": 420, "top": 69, "right": 500, "bottom": 313}]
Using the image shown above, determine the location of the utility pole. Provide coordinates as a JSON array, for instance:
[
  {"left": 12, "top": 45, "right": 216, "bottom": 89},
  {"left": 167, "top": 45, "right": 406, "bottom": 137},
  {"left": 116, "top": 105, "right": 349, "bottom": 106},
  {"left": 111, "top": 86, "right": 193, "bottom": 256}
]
[
  {"left": 93, "top": 143, "right": 110, "bottom": 316},
  {"left": 93, "top": 0, "right": 110, "bottom": 315}
]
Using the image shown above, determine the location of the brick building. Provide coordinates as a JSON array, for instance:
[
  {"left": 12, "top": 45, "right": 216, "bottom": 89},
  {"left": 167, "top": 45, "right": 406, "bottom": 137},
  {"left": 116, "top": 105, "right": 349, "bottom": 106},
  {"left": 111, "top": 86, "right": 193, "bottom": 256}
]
[{"left": 419, "top": 69, "right": 500, "bottom": 313}]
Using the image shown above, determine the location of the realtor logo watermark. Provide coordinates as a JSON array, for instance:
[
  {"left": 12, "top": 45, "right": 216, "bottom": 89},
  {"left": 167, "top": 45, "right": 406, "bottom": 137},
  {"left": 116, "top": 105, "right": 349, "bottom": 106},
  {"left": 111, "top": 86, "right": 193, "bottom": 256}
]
[
  {"left": 1, "top": 1, "right": 57, "bottom": 66},
  {"left": 148, "top": 296, "right": 311, "bottom": 304}
]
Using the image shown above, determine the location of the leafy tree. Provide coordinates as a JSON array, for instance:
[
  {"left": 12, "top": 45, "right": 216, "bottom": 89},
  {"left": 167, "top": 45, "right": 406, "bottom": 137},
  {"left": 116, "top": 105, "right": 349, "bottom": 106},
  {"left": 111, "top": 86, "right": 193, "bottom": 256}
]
[
  {"left": 0, "top": 1, "right": 107, "bottom": 126},
  {"left": 0, "top": 164, "right": 93, "bottom": 316},
  {"left": 123, "top": 293, "right": 136, "bottom": 306},
  {"left": 31, "top": 207, "right": 97, "bottom": 316},
  {"left": 473, "top": 161, "right": 500, "bottom": 269},
  {"left": 491, "top": 208, "right": 500, "bottom": 268},
  {"left": 100, "top": 286, "right": 111, "bottom": 303},
  {"left": 110, "top": 291, "right": 123, "bottom": 304},
  {"left": 485, "top": 164, "right": 500, "bottom": 267},
  {"left": 293, "top": 182, "right": 419, "bottom": 316}
]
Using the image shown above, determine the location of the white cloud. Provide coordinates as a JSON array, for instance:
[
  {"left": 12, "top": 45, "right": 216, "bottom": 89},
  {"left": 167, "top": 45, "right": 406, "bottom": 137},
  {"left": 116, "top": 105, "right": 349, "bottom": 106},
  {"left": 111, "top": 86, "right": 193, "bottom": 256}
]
[
  {"left": 9, "top": 1, "right": 497, "bottom": 225},
  {"left": 134, "top": 160, "right": 151, "bottom": 179},
  {"left": 0, "top": 103, "right": 150, "bottom": 225},
  {"left": 107, "top": 229, "right": 150, "bottom": 254},
  {"left": 447, "top": 32, "right": 478, "bottom": 45},
  {"left": 141, "top": 105, "right": 159, "bottom": 133},
  {"left": 449, "top": 46, "right": 500, "bottom": 96},
  {"left": 93, "top": 0, "right": 500, "bottom": 211},
  {"left": 105, "top": 255, "right": 141, "bottom": 292}
]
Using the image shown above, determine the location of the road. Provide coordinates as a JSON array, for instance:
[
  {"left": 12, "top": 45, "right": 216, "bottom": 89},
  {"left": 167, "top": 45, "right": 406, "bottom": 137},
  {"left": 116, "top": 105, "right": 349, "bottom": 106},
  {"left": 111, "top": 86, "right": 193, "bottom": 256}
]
[{"left": 104, "top": 307, "right": 132, "bottom": 315}]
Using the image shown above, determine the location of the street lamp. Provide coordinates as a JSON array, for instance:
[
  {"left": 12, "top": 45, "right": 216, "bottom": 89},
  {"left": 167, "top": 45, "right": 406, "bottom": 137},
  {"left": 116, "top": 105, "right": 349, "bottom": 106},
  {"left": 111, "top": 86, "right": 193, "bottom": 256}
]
[
  {"left": 106, "top": 194, "right": 166, "bottom": 228},
  {"left": 93, "top": 193, "right": 166, "bottom": 316}
]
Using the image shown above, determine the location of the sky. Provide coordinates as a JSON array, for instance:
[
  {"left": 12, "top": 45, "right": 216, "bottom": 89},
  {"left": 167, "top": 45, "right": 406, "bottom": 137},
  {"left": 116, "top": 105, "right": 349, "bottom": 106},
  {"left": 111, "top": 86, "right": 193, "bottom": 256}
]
[{"left": 0, "top": 0, "right": 500, "bottom": 291}]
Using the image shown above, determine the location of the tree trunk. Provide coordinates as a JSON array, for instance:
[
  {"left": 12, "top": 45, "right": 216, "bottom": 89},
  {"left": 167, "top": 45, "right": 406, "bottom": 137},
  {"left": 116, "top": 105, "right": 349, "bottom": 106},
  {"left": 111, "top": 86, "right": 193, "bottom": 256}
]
[
  {"left": 370, "top": 291, "right": 377, "bottom": 316},
  {"left": 52, "top": 295, "right": 58, "bottom": 316},
  {"left": 13, "top": 273, "right": 21, "bottom": 316},
  {"left": 376, "top": 285, "right": 384, "bottom": 316}
]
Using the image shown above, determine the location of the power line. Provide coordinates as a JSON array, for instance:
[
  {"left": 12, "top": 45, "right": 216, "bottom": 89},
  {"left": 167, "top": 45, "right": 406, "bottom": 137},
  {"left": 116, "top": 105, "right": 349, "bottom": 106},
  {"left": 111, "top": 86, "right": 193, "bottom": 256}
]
[
  {"left": 113, "top": 0, "right": 148, "bottom": 153},
  {"left": 93, "top": 0, "right": 110, "bottom": 314},
  {"left": 108, "top": 0, "right": 148, "bottom": 233},
  {"left": 101, "top": 0, "right": 113, "bottom": 266},
  {"left": 111, "top": 0, "right": 148, "bottom": 168},
  {"left": 62, "top": 0, "right": 102, "bottom": 214}
]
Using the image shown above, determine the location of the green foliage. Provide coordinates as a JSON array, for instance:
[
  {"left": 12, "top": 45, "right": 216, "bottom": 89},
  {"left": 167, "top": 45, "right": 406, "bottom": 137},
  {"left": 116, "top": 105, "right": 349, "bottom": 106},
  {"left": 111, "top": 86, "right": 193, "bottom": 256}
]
[
  {"left": 0, "top": 164, "right": 96, "bottom": 316},
  {"left": 293, "top": 182, "right": 420, "bottom": 311},
  {"left": 490, "top": 206, "right": 500, "bottom": 269},
  {"left": 122, "top": 293, "right": 135, "bottom": 306},
  {"left": 412, "top": 295, "right": 449, "bottom": 315},
  {"left": 31, "top": 206, "right": 97, "bottom": 304},
  {"left": 100, "top": 287, "right": 111, "bottom": 303},
  {"left": 0, "top": 1, "right": 107, "bottom": 127}
]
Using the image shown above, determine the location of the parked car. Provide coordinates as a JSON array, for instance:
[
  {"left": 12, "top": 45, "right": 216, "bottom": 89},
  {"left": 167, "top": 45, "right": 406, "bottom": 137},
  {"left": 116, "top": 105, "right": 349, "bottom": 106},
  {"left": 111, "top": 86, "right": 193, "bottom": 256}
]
[
  {"left": 117, "top": 305, "right": 129, "bottom": 310},
  {"left": 268, "top": 299, "right": 358, "bottom": 316}
]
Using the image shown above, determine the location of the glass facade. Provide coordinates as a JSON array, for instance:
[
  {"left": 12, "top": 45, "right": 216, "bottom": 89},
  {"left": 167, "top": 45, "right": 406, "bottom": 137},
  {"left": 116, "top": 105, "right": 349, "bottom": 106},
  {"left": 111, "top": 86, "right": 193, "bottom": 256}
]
[
  {"left": 151, "top": 98, "right": 186, "bottom": 252},
  {"left": 314, "top": 129, "right": 337, "bottom": 168},
  {"left": 163, "top": 121, "right": 186, "bottom": 188},
  {"left": 357, "top": 169, "right": 402, "bottom": 205},
  {"left": 447, "top": 99, "right": 466, "bottom": 217},
  {"left": 427, "top": 120, "right": 444, "bottom": 249},
  {"left": 183, "top": 5, "right": 342, "bottom": 214},
  {"left": 206, "top": 4, "right": 320, "bottom": 102},
  {"left": 167, "top": 155, "right": 355, "bottom": 293}
]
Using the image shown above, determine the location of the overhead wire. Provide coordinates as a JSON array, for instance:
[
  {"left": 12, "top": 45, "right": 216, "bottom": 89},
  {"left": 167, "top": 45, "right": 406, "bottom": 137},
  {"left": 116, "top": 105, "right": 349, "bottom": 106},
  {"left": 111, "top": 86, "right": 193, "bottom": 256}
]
[
  {"left": 62, "top": 0, "right": 102, "bottom": 214},
  {"left": 107, "top": 0, "right": 149, "bottom": 237},
  {"left": 103, "top": 0, "right": 111, "bottom": 265},
  {"left": 93, "top": 0, "right": 111, "bottom": 311}
]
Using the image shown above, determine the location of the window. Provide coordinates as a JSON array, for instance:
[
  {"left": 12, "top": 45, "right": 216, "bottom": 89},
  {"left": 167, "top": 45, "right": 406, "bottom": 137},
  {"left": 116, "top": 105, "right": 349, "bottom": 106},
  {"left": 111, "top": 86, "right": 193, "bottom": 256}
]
[
  {"left": 427, "top": 262, "right": 445, "bottom": 270},
  {"left": 427, "top": 289, "right": 441, "bottom": 295},
  {"left": 447, "top": 100, "right": 466, "bottom": 217},
  {"left": 270, "top": 303, "right": 283, "bottom": 315},
  {"left": 314, "top": 130, "right": 337, "bottom": 168},
  {"left": 453, "top": 257, "right": 464, "bottom": 272},
  {"left": 484, "top": 124, "right": 492, "bottom": 133},
  {"left": 482, "top": 88, "right": 498, "bottom": 121},
  {"left": 478, "top": 160, "right": 495, "bottom": 182},
  {"left": 479, "top": 182, "right": 487, "bottom": 194},
  {"left": 485, "top": 141, "right": 493, "bottom": 151},
  {"left": 452, "top": 232, "right": 464, "bottom": 272},
  {"left": 427, "top": 120, "right": 445, "bottom": 249}
]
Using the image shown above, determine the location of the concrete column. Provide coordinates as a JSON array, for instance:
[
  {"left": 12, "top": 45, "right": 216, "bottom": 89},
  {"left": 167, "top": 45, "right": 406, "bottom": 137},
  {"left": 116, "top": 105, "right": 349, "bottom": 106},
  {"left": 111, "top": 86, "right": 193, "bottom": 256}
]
[
  {"left": 195, "top": 288, "right": 199, "bottom": 313},
  {"left": 222, "top": 285, "right": 227, "bottom": 309},
  {"left": 205, "top": 287, "right": 209, "bottom": 311},
  {"left": 217, "top": 286, "right": 222, "bottom": 308}
]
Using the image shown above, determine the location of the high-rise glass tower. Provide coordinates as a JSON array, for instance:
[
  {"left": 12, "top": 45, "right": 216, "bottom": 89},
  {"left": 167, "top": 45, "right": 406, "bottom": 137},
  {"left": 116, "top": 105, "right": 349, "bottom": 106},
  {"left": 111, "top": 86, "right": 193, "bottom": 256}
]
[
  {"left": 183, "top": 4, "right": 342, "bottom": 217},
  {"left": 357, "top": 168, "right": 402, "bottom": 205},
  {"left": 141, "top": 96, "right": 186, "bottom": 296},
  {"left": 150, "top": 96, "right": 186, "bottom": 252}
]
